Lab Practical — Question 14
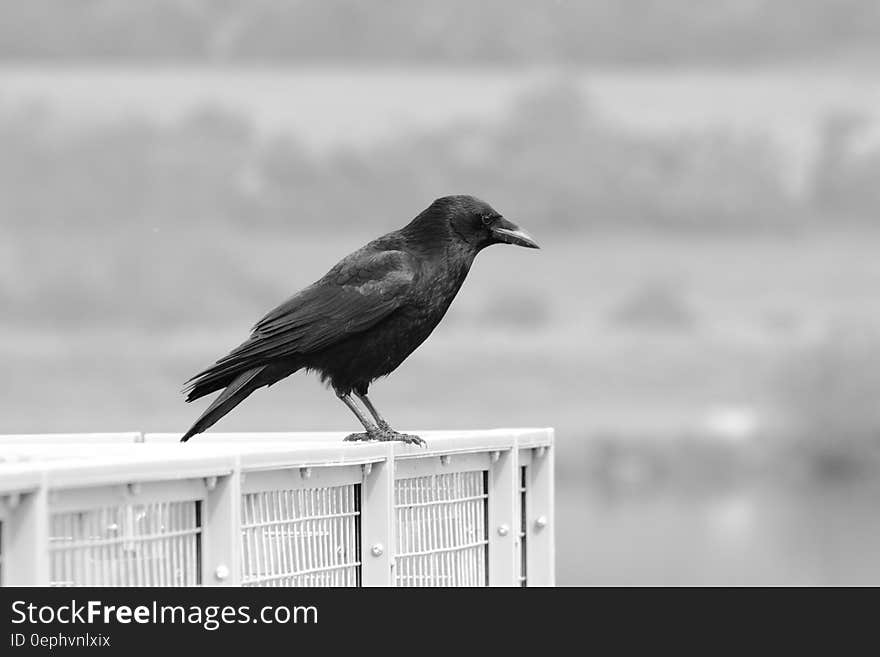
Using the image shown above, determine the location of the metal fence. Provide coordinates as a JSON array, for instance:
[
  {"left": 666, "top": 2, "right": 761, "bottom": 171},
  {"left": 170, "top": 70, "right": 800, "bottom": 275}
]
[
  {"left": 0, "top": 429, "right": 554, "bottom": 587},
  {"left": 395, "top": 470, "right": 488, "bottom": 586}
]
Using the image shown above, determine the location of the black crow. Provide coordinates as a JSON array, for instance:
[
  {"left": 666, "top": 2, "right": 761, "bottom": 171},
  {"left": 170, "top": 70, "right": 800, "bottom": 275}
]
[{"left": 181, "top": 195, "right": 539, "bottom": 445}]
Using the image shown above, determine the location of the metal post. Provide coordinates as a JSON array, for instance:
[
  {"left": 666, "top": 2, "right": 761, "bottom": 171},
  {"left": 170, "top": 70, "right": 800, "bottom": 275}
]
[
  {"left": 6, "top": 477, "right": 50, "bottom": 586},
  {"left": 201, "top": 462, "right": 242, "bottom": 586},
  {"left": 488, "top": 449, "right": 517, "bottom": 586},
  {"left": 526, "top": 440, "right": 555, "bottom": 586},
  {"left": 360, "top": 445, "right": 394, "bottom": 586}
]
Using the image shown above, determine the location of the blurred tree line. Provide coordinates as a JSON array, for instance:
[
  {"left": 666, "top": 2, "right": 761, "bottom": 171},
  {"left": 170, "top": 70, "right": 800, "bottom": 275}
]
[
  {"left": 811, "top": 112, "right": 880, "bottom": 221},
  {"left": 3, "top": 0, "right": 880, "bottom": 65},
  {"left": 1, "top": 84, "right": 876, "bottom": 239},
  {"left": 2, "top": 83, "right": 879, "bottom": 331}
]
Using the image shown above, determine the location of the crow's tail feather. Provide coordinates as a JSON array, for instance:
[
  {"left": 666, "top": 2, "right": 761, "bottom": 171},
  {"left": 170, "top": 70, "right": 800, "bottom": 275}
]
[
  {"left": 183, "top": 361, "right": 246, "bottom": 403},
  {"left": 181, "top": 366, "right": 268, "bottom": 442}
]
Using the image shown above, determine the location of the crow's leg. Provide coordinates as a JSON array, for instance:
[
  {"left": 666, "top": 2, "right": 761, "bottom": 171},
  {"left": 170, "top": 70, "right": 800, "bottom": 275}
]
[
  {"left": 355, "top": 391, "right": 426, "bottom": 448},
  {"left": 337, "top": 391, "right": 425, "bottom": 447},
  {"left": 337, "top": 391, "right": 376, "bottom": 434},
  {"left": 355, "top": 391, "right": 391, "bottom": 431}
]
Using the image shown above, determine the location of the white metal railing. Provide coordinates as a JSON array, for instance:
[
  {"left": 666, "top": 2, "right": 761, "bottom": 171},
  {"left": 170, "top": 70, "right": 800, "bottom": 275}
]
[{"left": 0, "top": 429, "right": 554, "bottom": 587}]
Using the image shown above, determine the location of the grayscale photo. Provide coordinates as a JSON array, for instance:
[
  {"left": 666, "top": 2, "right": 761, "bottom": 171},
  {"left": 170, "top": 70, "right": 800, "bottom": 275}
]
[{"left": 1, "top": 0, "right": 880, "bottom": 604}]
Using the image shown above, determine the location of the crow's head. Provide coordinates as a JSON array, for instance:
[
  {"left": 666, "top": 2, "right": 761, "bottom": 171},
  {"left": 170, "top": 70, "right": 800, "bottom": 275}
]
[{"left": 415, "top": 195, "right": 540, "bottom": 252}]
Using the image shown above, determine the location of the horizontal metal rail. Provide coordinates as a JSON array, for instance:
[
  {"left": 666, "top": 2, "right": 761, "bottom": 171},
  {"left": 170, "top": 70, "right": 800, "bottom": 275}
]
[{"left": 0, "top": 429, "right": 554, "bottom": 587}]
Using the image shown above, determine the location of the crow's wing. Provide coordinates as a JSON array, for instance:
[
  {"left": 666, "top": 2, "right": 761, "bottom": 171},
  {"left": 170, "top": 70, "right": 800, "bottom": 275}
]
[{"left": 212, "top": 249, "right": 416, "bottom": 370}]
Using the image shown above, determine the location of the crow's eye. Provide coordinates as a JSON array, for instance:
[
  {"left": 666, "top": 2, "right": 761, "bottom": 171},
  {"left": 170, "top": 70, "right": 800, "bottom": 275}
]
[{"left": 481, "top": 214, "right": 495, "bottom": 227}]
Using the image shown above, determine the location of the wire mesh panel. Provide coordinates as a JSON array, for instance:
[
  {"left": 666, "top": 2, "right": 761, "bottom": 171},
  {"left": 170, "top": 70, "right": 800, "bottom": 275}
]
[
  {"left": 395, "top": 470, "right": 489, "bottom": 587},
  {"left": 519, "top": 465, "right": 528, "bottom": 587},
  {"left": 240, "top": 485, "right": 361, "bottom": 586},
  {"left": 50, "top": 501, "right": 201, "bottom": 586}
]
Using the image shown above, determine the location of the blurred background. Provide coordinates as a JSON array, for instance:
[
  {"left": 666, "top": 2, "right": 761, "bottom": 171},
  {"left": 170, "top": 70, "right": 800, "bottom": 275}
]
[{"left": 3, "top": 0, "right": 880, "bottom": 585}]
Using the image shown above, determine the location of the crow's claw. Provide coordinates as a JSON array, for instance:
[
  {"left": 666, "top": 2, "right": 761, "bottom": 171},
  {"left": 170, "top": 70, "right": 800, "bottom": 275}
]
[
  {"left": 344, "top": 429, "right": 426, "bottom": 447},
  {"left": 394, "top": 432, "right": 426, "bottom": 447}
]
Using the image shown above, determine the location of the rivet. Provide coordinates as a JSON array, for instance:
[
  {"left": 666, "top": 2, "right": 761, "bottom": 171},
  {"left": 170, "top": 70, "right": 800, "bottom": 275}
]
[
  {"left": 204, "top": 476, "right": 218, "bottom": 491},
  {"left": 497, "top": 524, "right": 510, "bottom": 537},
  {"left": 371, "top": 543, "right": 384, "bottom": 557},
  {"left": 535, "top": 515, "right": 548, "bottom": 530},
  {"left": 362, "top": 463, "right": 373, "bottom": 477},
  {"left": 127, "top": 482, "right": 142, "bottom": 496},
  {"left": 300, "top": 467, "right": 312, "bottom": 480},
  {"left": 440, "top": 455, "right": 450, "bottom": 466},
  {"left": 215, "top": 564, "right": 230, "bottom": 581}
]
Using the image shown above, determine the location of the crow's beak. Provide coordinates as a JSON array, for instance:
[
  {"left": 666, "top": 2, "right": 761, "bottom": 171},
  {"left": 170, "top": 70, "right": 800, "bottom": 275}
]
[{"left": 491, "top": 217, "right": 540, "bottom": 249}]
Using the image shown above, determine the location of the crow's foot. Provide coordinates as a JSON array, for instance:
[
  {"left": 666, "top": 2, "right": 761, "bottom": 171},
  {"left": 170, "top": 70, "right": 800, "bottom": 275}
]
[{"left": 344, "top": 428, "right": 426, "bottom": 447}]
